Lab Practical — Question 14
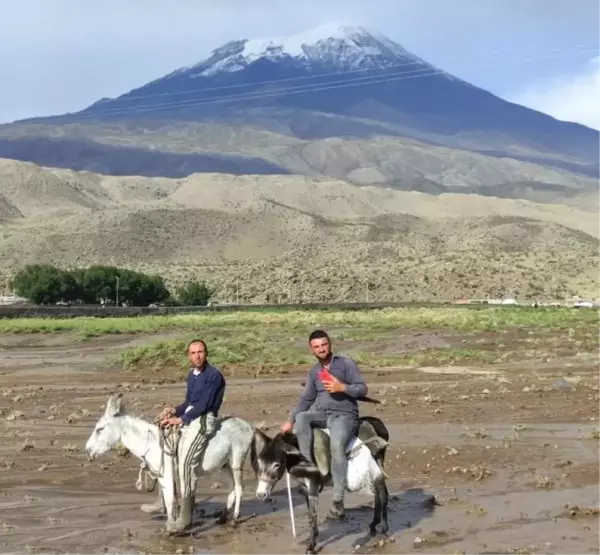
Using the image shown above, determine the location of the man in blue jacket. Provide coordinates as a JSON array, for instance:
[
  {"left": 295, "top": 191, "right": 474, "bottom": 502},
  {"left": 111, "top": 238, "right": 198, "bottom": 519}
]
[
  {"left": 281, "top": 329, "right": 367, "bottom": 520},
  {"left": 151, "top": 338, "right": 226, "bottom": 533}
]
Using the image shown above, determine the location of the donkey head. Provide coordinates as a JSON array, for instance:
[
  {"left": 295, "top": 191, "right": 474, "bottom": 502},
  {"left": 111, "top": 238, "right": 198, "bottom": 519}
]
[
  {"left": 85, "top": 392, "right": 127, "bottom": 459},
  {"left": 251, "top": 429, "right": 301, "bottom": 500}
]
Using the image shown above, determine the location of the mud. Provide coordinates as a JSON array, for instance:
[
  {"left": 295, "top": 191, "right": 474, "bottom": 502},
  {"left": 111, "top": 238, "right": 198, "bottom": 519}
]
[{"left": 0, "top": 332, "right": 598, "bottom": 554}]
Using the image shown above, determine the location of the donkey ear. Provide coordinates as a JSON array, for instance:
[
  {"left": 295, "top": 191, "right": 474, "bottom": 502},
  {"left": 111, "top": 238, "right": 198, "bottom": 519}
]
[
  {"left": 250, "top": 429, "right": 271, "bottom": 475},
  {"left": 252, "top": 429, "right": 270, "bottom": 455},
  {"left": 280, "top": 440, "right": 301, "bottom": 457},
  {"left": 106, "top": 392, "right": 125, "bottom": 416}
]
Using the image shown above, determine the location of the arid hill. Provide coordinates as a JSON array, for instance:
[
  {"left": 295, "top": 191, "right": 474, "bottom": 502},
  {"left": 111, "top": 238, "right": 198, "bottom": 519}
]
[{"left": 0, "top": 157, "right": 597, "bottom": 302}]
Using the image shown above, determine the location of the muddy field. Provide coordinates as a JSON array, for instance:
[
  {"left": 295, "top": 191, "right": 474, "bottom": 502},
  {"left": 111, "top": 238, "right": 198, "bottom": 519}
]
[{"left": 0, "top": 328, "right": 598, "bottom": 554}]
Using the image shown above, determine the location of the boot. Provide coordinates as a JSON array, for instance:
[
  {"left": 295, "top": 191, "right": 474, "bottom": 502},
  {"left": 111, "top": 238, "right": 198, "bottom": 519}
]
[
  {"left": 290, "top": 459, "right": 319, "bottom": 478},
  {"left": 140, "top": 489, "right": 165, "bottom": 514},
  {"left": 328, "top": 500, "right": 346, "bottom": 520},
  {"left": 167, "top": 496, "right": 194, "bottom": 534}
]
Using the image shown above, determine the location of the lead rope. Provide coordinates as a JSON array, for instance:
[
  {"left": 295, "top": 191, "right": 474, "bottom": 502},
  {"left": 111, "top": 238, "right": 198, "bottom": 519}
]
[
  {"left": 135, "top": 428, "right": 159, "bottom": 493},
  {"left": 135, "top": 424, "right": 182, "bottom": 518}
]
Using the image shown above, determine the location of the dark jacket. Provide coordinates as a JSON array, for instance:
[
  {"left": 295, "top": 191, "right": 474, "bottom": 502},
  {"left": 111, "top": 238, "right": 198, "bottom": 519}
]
[{"left": 174, "top": 362, "right": 226, "bottom": 425}]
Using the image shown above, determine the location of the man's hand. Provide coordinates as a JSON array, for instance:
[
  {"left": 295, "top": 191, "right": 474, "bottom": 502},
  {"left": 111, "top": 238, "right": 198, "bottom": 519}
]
[
  {"left": 157, "top": 406, "right": 175, "bottom": 422},
  {"left": 280, "top": 421, "right": 293, "bottom": 434},
  {"left": 323, "top": 374, "right": 346, "bottom": 394},
  {"left": 161, "top": 416, "right": 182, "bottom": 427}
]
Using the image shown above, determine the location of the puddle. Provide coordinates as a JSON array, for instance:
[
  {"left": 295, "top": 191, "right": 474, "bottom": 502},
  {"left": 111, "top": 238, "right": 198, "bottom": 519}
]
[{"left": 418, "top": 366, "right": 502, "bottom": 375}]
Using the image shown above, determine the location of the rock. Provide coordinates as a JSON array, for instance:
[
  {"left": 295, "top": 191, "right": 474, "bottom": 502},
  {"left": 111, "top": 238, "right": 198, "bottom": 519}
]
[{"left": 552, "top": 378, "right": 574, "bottom": 391}]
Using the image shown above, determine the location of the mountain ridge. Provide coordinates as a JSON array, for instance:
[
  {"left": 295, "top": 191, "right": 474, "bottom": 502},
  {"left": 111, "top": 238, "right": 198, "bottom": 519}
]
[{"left": 0, "top": 24, "right": 596, "bottom": 189}]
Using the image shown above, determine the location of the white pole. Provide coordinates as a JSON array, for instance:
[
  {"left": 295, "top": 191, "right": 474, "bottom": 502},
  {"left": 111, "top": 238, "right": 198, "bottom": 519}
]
[{"left": 286, "top": 471, "right": 296, "bottom": 539}]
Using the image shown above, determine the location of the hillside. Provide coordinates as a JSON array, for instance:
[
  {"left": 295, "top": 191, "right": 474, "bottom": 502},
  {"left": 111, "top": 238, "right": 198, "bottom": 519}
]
[
  {"left": 0, "top": 158, "right": 597, "bottom": 302},
  {"left": 0, "top": 25, "right": 597, "bottom": 199}
]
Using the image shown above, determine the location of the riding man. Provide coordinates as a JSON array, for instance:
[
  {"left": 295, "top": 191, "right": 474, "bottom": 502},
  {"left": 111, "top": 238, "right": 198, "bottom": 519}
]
[
  {"left": 281, "top": 329, "right": 367, "bottom": 520},
  {"left": 142, "top": 338, "right": 226, "bottom": 533}
]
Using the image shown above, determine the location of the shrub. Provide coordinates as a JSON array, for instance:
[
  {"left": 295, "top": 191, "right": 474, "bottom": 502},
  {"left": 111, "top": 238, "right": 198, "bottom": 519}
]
[{"left": 176, "top": 280, "right": 213, "bottom": 306}]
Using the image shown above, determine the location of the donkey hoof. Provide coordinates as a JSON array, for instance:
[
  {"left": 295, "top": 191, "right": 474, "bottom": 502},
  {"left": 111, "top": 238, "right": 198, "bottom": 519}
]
[
  {"left": 165, "top": 524, "right": 178, "bottom": 535},
  {"left": 166, "top": 522, "right": 188, "bottom": 535}
]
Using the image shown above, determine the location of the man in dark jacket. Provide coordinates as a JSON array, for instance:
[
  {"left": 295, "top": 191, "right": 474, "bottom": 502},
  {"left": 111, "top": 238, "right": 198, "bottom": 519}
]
[
  {"left": 144, "top": 339, "right": 226, "bottom": 533},
  {"left": 281, "top": 329, "right": 367, "bottom": 519}
]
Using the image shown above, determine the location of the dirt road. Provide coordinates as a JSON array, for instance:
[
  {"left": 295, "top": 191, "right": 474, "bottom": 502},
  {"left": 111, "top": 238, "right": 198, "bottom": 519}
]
[{"left": 0, "top": 332, "right": 598, "bottom": 554}]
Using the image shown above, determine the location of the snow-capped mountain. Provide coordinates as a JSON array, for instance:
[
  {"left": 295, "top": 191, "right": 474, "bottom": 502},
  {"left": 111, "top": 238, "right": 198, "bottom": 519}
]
[
  {"left": 84, "top": 22, "right": 461, "bottom": 117},
  {"left": 5, "top": 24, "right": 599, "bottom": 180},
  {"left": 165, "top": 24, "right": 432, "bottom": 78}
]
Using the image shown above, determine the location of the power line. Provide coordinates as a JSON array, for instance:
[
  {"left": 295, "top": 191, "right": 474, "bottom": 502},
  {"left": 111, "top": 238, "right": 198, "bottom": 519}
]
[
  {"left": 78, "top": 65, "right": 443, "bottom": 115},
  {"left": 101, "top": 42, "right": 594, "bottom": 103},
  {"left": 61, "top": 46, "right": 598, "bottom": 121}
]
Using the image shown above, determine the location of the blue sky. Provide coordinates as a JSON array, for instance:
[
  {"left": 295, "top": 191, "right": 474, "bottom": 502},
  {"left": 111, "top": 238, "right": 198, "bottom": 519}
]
[{"left": 0, "top": 0, "right": 598, "bottom": 128}]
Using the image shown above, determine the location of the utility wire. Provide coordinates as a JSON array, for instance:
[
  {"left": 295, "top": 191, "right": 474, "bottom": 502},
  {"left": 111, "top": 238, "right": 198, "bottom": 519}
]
[
  {"left": 110, "top": 42, "right": 594, "bottom": 102},
  {"left": 55, "top": 46, "right": 598, "bottom": 121}
]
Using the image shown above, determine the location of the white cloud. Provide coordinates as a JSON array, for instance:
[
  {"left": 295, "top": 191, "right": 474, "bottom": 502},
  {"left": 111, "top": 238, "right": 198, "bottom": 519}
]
[{"left": 510, "top": 57, "right": 600, "bottom": 130}]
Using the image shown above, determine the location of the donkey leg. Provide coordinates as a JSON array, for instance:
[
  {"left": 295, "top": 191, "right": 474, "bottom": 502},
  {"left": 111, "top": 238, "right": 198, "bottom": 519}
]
[
  {"left": 162, "top": 479, "right": 179, "bottom": 532},
  {"left": 379, "top": 479, "right": 390, "bottom": 537},
  {"left": 141, "top": 486, "right": 165, "bottom": 514},
  {"left": 305, "top": 479, "right": 320, "bottom": 555},
  {"left": 217, "top": 466, "right": 235, "bottom": 525},
  {"left": 231, "top": 466, "right": 244, "bottom": 525},
  {"left": 370, "top": 478, "right": 389, "bottom": 537},
  {"left": 217, "top": 465, "right": 243, "bottom": 526},
  {"left": 369, "top": 482, "right": 383, "bottom": 536}
]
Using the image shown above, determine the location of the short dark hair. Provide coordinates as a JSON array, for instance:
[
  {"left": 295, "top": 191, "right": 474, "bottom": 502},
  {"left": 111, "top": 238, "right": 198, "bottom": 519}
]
[
  {"left": 308, "top": 329, "right": 330, "bottom": 343},
  {"left": 187, "top": 339, "right": 208, "bottom": 355}
]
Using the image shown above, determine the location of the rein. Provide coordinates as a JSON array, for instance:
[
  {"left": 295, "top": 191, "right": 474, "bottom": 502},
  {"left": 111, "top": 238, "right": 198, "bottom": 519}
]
[{"left": 135, "top": 422, "right": 182, "bottom": 515}]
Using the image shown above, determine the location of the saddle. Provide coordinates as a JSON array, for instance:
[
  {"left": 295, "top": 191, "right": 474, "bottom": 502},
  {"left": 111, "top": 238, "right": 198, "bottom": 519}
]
[{"left": 311, "top": 420, "right": 388, "bottom": 478}]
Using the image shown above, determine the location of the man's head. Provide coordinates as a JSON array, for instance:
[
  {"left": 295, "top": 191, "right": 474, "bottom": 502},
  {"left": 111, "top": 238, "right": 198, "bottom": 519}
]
[
  {"left": 187, "top": 339, "right": 208, "bottom": 369},
  {"left": 308, "top": 329, "right": 332, "bottom": 362}
]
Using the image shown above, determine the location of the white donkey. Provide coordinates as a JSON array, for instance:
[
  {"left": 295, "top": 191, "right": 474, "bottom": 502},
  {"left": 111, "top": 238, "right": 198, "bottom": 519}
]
[{"left": 85, "top": 392, "right": 254, "bottom": 534}]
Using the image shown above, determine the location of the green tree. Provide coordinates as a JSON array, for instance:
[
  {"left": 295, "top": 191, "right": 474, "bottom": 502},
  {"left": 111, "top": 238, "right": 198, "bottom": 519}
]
[
  {"left": 118, "top": 270, "right": 170, "bottom": 306},
  {"left": 13, "top": 263, "right": 171, "bottom": 306},
  {"left": 79, "top": 266, "right": 170, "bottom": 306},
  {"left": 80, "top": 265, "right": 120, "bottom": 304},
  {"left": 177, "top": 280, "right": 212, "bottom": 306},
  {"left": 13, "top": 264, "right": 79, "bottom": 305}
]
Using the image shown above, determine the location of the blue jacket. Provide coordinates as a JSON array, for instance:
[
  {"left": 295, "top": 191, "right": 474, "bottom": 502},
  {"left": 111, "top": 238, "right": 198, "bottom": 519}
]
[{"left": 174, "top": 363, "right": 226, "bottom": 425}]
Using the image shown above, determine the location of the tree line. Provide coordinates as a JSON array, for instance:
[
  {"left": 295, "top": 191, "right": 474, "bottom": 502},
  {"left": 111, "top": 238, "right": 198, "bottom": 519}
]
[{"left": 11, "top": 264, "right": 213, "bottom": 307}]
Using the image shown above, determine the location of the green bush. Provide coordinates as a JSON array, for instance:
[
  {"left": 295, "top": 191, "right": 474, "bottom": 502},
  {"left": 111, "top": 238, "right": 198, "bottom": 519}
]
[
  {"left": 176, "top": 280, "right": 213, "bottom": 306},
  {"left": 13, "top": 264, "right": 80, "bottom": 305},
  {"left": 12, "top": 264, "right": 171, "bottom": 306}
]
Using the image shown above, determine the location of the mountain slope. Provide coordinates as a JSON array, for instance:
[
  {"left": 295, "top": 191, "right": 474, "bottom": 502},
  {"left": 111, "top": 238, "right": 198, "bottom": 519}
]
[
  {"left": 0, "top": 158, "right": 598, "bottom": 302},
  {"left": 0, "top": 24, "right": 597, "bottom": 192},
  {"left": 0, "top": 121, "right": 597, "bottom": 206},
  {"left": 0, "top": 136, "right": 289, "bottom": 178},
  {"left": 62, "top": 25, "right": 600, "bottom": 165}
]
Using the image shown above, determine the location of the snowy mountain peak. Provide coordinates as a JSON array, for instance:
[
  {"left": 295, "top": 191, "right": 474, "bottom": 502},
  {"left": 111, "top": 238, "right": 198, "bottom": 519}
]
[{"left": 169, "top": 24, "right": 429, "bottom": 79}]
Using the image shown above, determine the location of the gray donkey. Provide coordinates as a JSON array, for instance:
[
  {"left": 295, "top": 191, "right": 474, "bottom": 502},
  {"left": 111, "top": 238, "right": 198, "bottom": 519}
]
[{"left": 250, "top": 415, "right": 390, "bottom": 554}]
